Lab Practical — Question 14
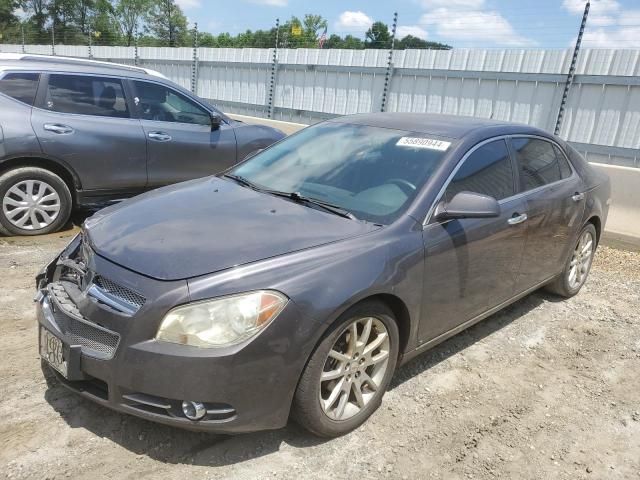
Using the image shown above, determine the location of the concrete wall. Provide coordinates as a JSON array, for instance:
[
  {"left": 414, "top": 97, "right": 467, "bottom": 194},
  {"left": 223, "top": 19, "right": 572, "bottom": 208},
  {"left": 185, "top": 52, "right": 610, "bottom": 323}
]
[{"left": 230, "top": 114, "right": 638, "bottom": 238}]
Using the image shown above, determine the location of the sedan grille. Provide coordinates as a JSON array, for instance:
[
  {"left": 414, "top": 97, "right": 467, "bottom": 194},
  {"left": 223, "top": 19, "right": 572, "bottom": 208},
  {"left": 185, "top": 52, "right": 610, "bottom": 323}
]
[
  {"left": 48, "top": 283, "right": 120, "bottom": 359},
  {"left": 92, "top": 275, "right": 146, "bottom": 311}
]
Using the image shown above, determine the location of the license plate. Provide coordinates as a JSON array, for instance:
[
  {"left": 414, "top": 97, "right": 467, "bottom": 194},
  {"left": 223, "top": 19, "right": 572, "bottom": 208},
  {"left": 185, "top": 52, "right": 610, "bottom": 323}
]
[{"left": 39, "top": 327, "right": 67, "bottom": 378}]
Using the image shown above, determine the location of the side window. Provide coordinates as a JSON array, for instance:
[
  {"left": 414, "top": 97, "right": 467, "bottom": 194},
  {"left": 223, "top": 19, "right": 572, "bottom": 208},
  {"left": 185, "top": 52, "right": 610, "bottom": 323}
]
[
  {"left": 512, "top": 137, "right": 564, "bottom": 191},
  {"left": 0, "top": 72, "right": 40, "bottom": 105},
  {"left": 445, "top": 139, "right": 515, "bottom": 202},
  {"left": 553, "top": 144, "right": 573, "bottom": 179},
  {"left": 45, "top": 75, "right": 129, "bottom": 118},
  {"left": 133, "top": 81, "right": 211, "bottom": 126}
]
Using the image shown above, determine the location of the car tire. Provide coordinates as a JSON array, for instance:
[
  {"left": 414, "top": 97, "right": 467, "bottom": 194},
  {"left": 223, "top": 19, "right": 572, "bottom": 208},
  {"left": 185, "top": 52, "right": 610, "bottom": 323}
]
[
  {"left": 292, "top": 300, "right": 399, "bottom": 437},
  {"left": 0, "top": 167, "right": 72, "bottom": 236},
  {"left": 545, "top": 223, "right": 597, "bottom": 298}
]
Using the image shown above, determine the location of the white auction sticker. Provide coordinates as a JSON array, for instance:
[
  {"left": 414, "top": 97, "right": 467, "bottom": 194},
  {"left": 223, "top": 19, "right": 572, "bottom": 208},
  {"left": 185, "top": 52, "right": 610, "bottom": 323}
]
[{"left": 396, "top": 137, "right": 451, "bottom": 151}]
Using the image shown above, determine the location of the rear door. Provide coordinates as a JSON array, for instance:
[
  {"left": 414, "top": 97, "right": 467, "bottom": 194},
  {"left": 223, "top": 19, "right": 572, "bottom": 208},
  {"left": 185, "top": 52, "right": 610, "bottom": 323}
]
[
  {"left": 31, "top": 73, "right": 147, "bottom": 191},
  {"left": 420, "top": 138, "right": 528, "bottom": 343},
  {"left": 510, "top": 136, "right": 585, "bottom": 290},
  {"left": 131, "top": 80, "right": 237, "bottom": 187}
]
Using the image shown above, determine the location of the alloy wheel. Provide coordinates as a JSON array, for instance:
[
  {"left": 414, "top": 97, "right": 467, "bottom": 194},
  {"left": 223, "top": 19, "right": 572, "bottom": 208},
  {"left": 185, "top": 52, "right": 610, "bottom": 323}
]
[
  {"left": 567, "top": 230, "right": 594, "bottom": 290},
  {"left": 319, "top": 317, "right": 391, "bottom": 421},
  {"left": 2, "top": 180, "right": 61, "bottom": 231}
]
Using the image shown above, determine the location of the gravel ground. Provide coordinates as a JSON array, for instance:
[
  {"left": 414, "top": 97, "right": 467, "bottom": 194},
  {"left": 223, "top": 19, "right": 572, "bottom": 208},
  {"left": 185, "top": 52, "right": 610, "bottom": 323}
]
[{"left": 1, "top": 227, "right": 639, "bottom": 480}]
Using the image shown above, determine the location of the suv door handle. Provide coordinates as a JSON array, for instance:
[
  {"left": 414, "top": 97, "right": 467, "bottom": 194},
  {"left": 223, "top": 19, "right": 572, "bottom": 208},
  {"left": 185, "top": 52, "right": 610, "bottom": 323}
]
[
  {"left": 508, "top": 213, "right": 528, "bottom": 225},
  {"left": 148, "top": 132, "right": 172, "bottom": 142},
  {"left": 43, "top": 123, "right": 74, "bottom": 135},
  {"left": 572, "top": 192, "right": 585, "bottom": 202}
]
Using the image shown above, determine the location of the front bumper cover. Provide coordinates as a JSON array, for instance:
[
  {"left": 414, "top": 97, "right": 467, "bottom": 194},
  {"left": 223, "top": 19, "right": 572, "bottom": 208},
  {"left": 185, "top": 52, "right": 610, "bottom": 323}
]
[{"left": 36, "top": 248, "right": 309, "bottom": 433}]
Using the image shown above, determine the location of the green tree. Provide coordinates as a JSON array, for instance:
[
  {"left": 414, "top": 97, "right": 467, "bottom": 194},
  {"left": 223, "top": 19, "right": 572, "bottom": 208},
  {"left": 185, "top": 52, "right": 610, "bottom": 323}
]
[
  {"left": 146, "top": 0, "right": 188, "bottom": 47},
  {"left": 20, "top": 0, "right": 51, "bottom": 39},
  {"left": 365, "top": 21, "right": 391, "bottom": 49},
  {"left": 395, "top": 35, "right": 451, "bottom": 50},
  {"left": 302, "top": 13, "right": 327, "bottom": 44},
  {"left": 0, "top": 0, "right": 20, "bottom": 42},
  {"left": 113, "top": 0, "right": 151, "bottom": 46},
  {"left": 342, "top": 34, "right": 364, "bottom": 49}
]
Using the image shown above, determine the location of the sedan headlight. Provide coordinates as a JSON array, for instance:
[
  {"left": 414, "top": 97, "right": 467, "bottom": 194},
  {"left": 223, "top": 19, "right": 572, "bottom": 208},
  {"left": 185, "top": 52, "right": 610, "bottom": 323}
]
[{"left": 156, "top": 290, "right": 288, "bottom": 348}]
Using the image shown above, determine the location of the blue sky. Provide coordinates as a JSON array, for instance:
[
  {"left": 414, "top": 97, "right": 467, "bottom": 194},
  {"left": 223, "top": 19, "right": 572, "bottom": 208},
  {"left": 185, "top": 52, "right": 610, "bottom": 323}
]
[{"left": 176, "top": 0, "right": 640, "bottom": 48}]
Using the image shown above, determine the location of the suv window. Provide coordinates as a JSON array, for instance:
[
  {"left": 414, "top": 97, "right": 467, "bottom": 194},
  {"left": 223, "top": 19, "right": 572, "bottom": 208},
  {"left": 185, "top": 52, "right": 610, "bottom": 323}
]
[
  {"left": 133, "top": 81, "right": 211, "bottom": 126},
  {"left": 445, "top": 139, "right": 515, "bottom": 202},
  {"left": 0, "top": 72, "right": 40, "bottom": 105},
  {"left": 44, "top": 74, "right": 130, "bottom": 118},
  {"left": 512, "top": 137, "right": 568, "bottom": 191}
]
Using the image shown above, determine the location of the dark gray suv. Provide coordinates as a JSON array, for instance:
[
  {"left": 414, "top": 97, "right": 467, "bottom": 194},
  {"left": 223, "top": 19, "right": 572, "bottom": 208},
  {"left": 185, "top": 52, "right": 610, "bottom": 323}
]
[{"left": 0, "top": 54, "right": 285, "bottom": 236}]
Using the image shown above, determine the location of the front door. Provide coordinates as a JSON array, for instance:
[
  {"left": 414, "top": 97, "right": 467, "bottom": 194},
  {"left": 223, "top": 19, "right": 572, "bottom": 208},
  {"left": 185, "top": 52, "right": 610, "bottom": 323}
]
[
  {"left": 131, "top": 80, "right": 237, "bottom": 187},
  {"left": 419, "top": 138, "right": 528, "bottom": 344},
  {"left": 32, "top": 73, "right": 147, "bottom": 191}
]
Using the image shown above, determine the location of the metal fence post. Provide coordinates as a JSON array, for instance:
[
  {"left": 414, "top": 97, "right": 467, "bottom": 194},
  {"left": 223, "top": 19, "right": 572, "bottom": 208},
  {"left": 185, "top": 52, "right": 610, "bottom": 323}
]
[
  {"left": 51, "top": 23, "right": 55, "bottom": 56},
  {"left": 88, "top": 28, "right": 93, "bottom": 59},
  {"left": 134, "top": 28, "right": 139, "bottom": 66},
  {"left": 267, "top": 18, "right": 280, "bottom": 119},
  {"left": 380, "top": 12, "right": 398, "bottom": 112},
  {"left": 191, "top": 23, "right": 199, "bottom": 94},
  {"left": 555, "top": 0, "right": 590, "bottom": 135},
  {"left": 21, "top": 25, "right": 26, "bottom": 53}
]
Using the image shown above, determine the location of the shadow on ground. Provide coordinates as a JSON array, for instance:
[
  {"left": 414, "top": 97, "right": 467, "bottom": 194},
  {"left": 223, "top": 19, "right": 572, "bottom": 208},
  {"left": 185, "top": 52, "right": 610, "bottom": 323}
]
[{"left": 42, "top": 287, "right": 560, "bottom": 467}]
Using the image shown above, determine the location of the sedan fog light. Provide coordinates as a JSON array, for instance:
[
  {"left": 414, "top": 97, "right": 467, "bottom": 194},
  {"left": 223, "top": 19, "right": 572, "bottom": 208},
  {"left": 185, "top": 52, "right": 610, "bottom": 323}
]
[{"left": 182, "top": 400, "right": 206, "bottom": 420}]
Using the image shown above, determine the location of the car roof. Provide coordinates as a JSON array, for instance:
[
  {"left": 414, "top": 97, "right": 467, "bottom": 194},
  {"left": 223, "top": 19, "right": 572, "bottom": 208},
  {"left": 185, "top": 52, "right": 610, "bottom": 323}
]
[
  {"left": 329, "top": 112, "right": 546, "bottom": 139},
  {"left": 0, "top": 53, "right": 167, "bottom": 80}
]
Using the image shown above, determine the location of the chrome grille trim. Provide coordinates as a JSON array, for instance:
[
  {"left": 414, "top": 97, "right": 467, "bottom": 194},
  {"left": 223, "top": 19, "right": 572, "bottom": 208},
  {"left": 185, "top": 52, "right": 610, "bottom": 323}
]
[
  {"left": 46, "top": 283, "right": 120, "bottom": 360},
  {"left": 90, "top": 275, "right": 146, "bottom": 315}
]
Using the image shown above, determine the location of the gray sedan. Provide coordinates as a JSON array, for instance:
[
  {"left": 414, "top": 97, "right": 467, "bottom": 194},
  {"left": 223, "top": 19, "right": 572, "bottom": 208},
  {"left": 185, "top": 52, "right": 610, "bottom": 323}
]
[{"left": 35, "top": 113, "right": 610, "bottom": 437}]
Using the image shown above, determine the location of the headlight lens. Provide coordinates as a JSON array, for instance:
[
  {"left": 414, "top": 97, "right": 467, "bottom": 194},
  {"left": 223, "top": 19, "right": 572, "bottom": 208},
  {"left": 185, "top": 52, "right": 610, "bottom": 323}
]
[{"left": 156, "top": 290, "right": 288, "bottom": 348}]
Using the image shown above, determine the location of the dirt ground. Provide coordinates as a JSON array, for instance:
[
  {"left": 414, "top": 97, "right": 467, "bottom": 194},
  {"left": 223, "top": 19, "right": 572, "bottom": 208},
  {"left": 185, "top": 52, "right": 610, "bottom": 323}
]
[{"left": 1, "top": 226, "right": 639, "bottom": 480}]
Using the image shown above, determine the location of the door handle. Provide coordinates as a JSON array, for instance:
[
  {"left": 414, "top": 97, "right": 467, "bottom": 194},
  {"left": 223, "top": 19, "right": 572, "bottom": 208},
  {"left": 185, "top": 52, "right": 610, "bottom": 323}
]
[
  {"left": 148, "top": 132, "right": 172, "bottom": 142},
  {"left": 508, "top": 213, "right": 528, "bottom": 226},
  {"left": 43, "top": 123, "right": 74, "bottom": 135},
  {"left": 571, "top": 192, "right": 585, "bottom": 202}
]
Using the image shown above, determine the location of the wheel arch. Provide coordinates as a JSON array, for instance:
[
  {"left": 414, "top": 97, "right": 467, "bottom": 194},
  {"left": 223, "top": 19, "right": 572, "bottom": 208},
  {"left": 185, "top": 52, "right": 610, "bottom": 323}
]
[
  {"left": 586, "top": 215, "right": 602, "bottom": 245},
  {"left": 0, "top": 156, "right": 80, "bottom": 205},
  {"left": 311, "top": 291, "right": 413, "bottom": 363}
]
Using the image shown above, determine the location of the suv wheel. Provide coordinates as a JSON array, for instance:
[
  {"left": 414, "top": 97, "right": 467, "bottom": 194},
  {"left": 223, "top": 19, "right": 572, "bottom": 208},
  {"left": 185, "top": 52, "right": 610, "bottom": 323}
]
[
  {"left": 0, "top": 167, "right": 72, "bottom": 236},
  {"left": 292, "top": 300, "right": 399, "bottom": 437}
]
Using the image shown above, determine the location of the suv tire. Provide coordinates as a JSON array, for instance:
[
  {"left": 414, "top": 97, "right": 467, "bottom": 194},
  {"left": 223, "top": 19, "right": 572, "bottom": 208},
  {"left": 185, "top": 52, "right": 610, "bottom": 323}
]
[{"left": 0, "top": 167, "right": 72, "bottom": 236}]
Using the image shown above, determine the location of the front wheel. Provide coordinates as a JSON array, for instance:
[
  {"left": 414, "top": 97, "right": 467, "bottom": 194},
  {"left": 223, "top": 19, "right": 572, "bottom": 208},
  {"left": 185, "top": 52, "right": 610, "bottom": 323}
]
[
  {"left": 292, "top": 300, "right": 399, "bottom": 437},
  {"left": 545, "top": 223, "right": 597, "bottom": 298},
  {"left": 0, "top": 167, "right": 72, "bottom": 236}
]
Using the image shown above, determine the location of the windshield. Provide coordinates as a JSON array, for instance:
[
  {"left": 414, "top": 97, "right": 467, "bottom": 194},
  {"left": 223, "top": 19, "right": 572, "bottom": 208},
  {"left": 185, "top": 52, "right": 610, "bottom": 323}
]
[{"left": 228, "top": 122, "right": 451, "bottom": 224}]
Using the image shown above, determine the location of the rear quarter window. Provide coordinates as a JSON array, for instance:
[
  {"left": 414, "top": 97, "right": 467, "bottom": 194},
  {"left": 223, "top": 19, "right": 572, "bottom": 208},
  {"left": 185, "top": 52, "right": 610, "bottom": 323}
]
[
  {"left": 512, "top": 137, "right": 564, "bottom": 191},
  {"left": 0, "top": 72, "right": 40, "bottom": 105}
]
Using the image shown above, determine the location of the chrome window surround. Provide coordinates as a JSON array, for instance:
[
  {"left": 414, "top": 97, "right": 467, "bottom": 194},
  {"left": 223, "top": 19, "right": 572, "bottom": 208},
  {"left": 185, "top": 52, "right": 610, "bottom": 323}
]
[{"left": 422, "top": 134, "right": 578, "bottom": 226}]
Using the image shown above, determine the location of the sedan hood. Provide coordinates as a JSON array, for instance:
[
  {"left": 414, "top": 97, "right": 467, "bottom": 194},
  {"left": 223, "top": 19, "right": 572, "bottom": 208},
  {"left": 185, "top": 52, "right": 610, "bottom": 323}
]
[{"left": 85, "top": 177, "right": 378, "bottom": 281}]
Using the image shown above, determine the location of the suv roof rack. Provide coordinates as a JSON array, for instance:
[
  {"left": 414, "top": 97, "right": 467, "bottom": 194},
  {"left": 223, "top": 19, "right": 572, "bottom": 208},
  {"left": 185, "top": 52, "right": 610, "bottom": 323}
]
[{"left": 0, "top": 53, "right": 167, "bottom": 79}]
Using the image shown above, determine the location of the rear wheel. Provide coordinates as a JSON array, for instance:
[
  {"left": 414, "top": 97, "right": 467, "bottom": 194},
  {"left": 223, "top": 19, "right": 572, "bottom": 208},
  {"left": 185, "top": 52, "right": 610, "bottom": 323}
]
[
  {"left": 546, "top": 223, "right": 597, "bottom": 298},
  {"left": 292, "top": 300, "right": 399, "bottom": 437},
  {"left": 0, "top": 167, "right": 72, "bottom": 236}
]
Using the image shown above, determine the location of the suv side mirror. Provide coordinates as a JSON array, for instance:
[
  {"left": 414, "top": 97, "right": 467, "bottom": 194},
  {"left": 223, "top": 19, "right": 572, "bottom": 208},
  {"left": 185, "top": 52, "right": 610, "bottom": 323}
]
[
  {"left": 434, "top": 191, "right": 500, "bottom": 221},
  {"left": 210, "top": 114, "right": 222, "bottom": 131}
]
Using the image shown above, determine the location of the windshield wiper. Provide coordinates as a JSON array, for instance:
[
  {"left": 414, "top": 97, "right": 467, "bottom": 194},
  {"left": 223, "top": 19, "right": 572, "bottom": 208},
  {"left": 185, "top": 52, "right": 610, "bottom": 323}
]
[
  {"left": 269, "top": 191, "right": 358, "bottom": 220},
  {"left": 223, "top": 175, "right": 357, "bottom": 220},
  {"left": 222, "top": 174, "right": 262, "bottom": 191}
]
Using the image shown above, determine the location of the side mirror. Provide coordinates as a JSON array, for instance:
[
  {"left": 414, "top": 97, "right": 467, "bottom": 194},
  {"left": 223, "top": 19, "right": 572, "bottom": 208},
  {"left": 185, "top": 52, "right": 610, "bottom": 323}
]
[
  {"left": 434, "top": 191, "right": 500, "bottom": 221},
  {"left": 210, "top": 114, "right": 222, "bottom": 131}
]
